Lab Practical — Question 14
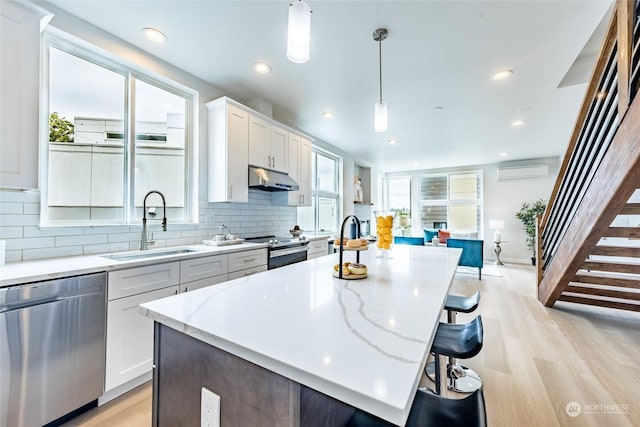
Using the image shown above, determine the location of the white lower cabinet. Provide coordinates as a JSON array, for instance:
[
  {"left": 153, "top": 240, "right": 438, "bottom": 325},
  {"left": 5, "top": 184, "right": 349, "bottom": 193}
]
[
  {"left": 307, "top": 239, "right": 329, "bottom": 259},
  {"left": 180, "top": 254, "right": 227, "bottom": 284},
  {"left": 180, "top": 274, "right": 228, "bottom": 292},
  {"left": 228, "top": 248, "right": 268, "bottom": 272},
  {"left": 228, "top": 248, "right": 268, "bottom": 278},
  {"left": 104, "top": 249, "right": 267, "bottom": 396},
  {"left": 228, "top": 264, "right": 268, "bottom": 280},
  {"left": 105, "top": 285, "right": 179, "bottom": 392}
]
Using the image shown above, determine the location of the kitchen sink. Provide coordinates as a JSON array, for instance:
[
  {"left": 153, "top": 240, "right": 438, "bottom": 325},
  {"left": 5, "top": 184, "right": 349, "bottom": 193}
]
[{"left": 102, "top": 248, "right": 202, "bottom": 261}]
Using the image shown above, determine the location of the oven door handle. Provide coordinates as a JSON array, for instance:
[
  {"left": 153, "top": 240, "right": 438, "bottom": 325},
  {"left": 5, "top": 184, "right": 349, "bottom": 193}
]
[{"left": 270, "top": 245, "right": 309, "bottom": 258}]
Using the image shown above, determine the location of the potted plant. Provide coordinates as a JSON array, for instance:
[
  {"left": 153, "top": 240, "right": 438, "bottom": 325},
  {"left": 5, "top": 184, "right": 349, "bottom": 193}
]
[
  {"left": 396, "top": 208, "right": 410, "bottom": 227},
  {"left": 515, "top": 199, "right": 547, "bottom": 265}
]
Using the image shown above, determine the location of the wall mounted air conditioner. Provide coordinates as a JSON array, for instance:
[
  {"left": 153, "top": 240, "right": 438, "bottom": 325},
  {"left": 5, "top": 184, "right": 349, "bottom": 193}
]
[{"left": 496, "top": 164, "right": 549, "bottom": 180}]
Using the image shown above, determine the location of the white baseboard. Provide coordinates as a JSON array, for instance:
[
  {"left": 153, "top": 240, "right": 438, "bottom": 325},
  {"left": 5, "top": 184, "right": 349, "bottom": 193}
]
[{"left": 98, "top": 371, "right": 152, "bottom": 406}]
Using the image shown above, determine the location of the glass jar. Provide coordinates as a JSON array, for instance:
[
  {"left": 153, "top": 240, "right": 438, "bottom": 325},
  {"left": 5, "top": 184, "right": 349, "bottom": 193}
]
[{"left": 374, "top": 210, "right": 395, "bottom": 259}]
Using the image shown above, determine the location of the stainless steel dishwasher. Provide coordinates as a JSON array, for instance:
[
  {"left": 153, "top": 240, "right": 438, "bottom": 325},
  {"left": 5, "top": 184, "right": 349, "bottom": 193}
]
[{"left": 0, "top": 272, "right": 107, "bottom": 427}]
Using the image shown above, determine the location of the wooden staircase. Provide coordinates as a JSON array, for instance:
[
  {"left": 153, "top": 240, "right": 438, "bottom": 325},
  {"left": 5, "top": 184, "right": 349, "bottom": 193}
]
[{"left": 537, "top": 0, "right": 640, "bottom": 312}]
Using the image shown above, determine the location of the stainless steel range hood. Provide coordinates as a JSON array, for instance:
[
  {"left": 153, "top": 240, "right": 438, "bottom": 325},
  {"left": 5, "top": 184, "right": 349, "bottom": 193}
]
[{"left": 249, "top": 166, "right": 299, "bottom": 191}]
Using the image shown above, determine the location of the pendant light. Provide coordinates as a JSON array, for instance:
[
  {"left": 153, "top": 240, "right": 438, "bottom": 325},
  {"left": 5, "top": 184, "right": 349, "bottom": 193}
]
[
  {"left": 287, "top": 1, "right": 312, "bottom": 63},
  {"left": 373, "top": 28, "right": 388, "bottom": 132}
]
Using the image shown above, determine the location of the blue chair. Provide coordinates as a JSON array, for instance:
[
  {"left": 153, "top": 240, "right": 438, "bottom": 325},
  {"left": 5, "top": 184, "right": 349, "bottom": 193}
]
[
  {"left": 394, "top": 236, "right": 425, "bottom": 246},
  {"left": 446, "top": 238, "right": 483, "bottom": 279}
]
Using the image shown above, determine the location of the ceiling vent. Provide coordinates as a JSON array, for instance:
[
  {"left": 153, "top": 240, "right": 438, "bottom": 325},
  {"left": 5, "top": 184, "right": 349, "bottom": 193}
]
[{"left": 497, "top": 164, "right": 549, "bottom": 180}]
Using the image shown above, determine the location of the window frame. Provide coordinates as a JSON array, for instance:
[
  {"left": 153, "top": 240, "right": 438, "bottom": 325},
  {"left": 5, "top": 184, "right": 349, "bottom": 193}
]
[
  {"left": 40, "top": 29, "right": 198, "bottom": 227},
  {"left": 415, "top": 171, "right": 484, "bottom": 236},
  {"left": 298, "top": 147, "right": 342, "bottom": 233}
]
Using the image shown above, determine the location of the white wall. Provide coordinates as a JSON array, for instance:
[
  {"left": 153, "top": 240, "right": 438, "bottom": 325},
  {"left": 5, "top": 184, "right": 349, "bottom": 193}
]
[{"left": 387, "top": 157, "right": 559, "bottom": 264}]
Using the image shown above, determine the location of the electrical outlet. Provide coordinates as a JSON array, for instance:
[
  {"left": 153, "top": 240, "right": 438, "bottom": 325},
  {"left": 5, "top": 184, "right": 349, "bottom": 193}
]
[{"left": 201, "top": 387, "right": 220, "bottom": 427}]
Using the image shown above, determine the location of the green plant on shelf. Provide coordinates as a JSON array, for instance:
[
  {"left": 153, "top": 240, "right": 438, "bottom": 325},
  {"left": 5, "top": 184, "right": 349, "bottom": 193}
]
[{"left": 392, "top": 208, "right": 411, "bottom": 234}]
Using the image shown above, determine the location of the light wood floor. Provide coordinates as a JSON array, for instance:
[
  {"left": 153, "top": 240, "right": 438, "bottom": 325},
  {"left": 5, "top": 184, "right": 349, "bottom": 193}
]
[{"left": 63, "top": 263, "right": 640, "bottom": 426}]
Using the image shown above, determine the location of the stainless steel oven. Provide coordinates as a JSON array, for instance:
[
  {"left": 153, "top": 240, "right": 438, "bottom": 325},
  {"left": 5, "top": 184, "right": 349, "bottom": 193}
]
[{"left": 245, "top": 236, "right": 309, "bottom": 269}]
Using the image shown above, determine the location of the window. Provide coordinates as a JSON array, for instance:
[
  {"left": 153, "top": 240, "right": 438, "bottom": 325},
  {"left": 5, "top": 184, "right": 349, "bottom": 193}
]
[
  {"left": 419, "top": 172, "right": 483, "bottom": 238},
  {"left": 385, "top": 177, "right": 411, "bottom": 235},
  {"left": 43, "top": 36, "right": 195, "bottom": 226},
  {"left": 297, "top": 149, "right": 341, "bottom": 233}
]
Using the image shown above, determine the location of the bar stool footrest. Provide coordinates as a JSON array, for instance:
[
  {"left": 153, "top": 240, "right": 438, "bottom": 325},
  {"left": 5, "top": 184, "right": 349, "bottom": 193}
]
[{"left": 449, "top": 365, "right": 482, "bottom": 393}]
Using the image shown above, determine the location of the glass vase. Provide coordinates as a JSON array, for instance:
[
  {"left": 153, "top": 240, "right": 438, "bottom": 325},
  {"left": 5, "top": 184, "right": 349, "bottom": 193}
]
[{"left": 374, "top": 210, "right": 395, "bottom": 259}]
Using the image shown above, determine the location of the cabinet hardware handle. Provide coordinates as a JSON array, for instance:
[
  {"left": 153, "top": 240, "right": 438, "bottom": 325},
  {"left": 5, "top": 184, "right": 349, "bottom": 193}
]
[
  {"left": 175, "top": 289, "right": 178, "bottom": 294},
  {"left": 243, "top": 257, "right": 257, "bottom": 262}
]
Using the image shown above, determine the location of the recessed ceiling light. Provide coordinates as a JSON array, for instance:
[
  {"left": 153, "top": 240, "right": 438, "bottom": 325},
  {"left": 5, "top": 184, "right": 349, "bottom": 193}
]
[
  {"left": 322, "top": 111, "right": 335, "bottom": 119},
  {"left": 499, "top": 152, "right": 508, "bottom": 157},
  {"left": 388, "top": 139, "right": 397, "bottom": 145},
  {"left": 511, "top": 119, "right": 525, "bottom": 127},
  {"left": 492, "top": 69, "right": 513, "bottom": 80},
  {"left": 253, "top": 62, "right": 272, "bottom": 74},
  {"left": 142, "top": 27, "right": 167, "bottom": 43}
]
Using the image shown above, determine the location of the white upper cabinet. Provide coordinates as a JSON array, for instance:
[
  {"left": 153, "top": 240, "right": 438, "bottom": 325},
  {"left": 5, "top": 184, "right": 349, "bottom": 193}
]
[
  {"left": 297, "top": 137, "right": 312, "bottom": 206},
  {"left": 207, "top": 97, "right": 311, "bottom": 201},
  {"left": 286, "top": 133, "right": 312, "bottom": 206},
  {"left": 269, "top": 125, "right": 289, "bottom": 172},
  {"left": 248, "top": 114, "right": 289, "bottom": 173},
  {"left": 207, "top": 99, "right": 249, "bottom": 203},
  {"left": 248, "top": 114, "right": 270, "bottom": 169},
  {"left": 0, "top": 2, "right": 42, "bottom": 189}
]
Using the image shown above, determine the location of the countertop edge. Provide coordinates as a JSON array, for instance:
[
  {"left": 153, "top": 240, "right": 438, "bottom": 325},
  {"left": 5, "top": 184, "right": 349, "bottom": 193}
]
[{"left": 0, "top": 242, "right": 269, "bottom": 287}]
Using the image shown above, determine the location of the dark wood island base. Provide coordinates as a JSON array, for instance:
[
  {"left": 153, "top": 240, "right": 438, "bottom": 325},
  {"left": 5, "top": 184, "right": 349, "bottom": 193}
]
[{"left": 152, "top": 323, "right": 389, "bottom": 427}]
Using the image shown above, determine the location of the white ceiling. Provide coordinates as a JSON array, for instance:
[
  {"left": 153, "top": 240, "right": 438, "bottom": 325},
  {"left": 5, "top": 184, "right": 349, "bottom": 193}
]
[{"left": 43, "top": 0, "right": 614, "bottom": 173}]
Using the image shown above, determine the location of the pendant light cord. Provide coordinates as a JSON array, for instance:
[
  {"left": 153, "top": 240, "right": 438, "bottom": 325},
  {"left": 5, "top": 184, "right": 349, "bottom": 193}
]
[{"left": 378, "top": 38, "right": 383, "bottom": 103}]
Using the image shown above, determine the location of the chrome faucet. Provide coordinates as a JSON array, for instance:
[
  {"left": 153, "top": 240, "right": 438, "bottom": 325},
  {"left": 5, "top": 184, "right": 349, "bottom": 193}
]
[{"left": 141, "top": 190, "right": 167, "bottom": 250}]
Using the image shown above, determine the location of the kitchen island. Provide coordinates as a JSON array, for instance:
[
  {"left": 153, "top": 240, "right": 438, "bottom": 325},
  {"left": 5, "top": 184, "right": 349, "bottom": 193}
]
[{"left": 140, "top": 245, "right": 462, "bottom": 426}]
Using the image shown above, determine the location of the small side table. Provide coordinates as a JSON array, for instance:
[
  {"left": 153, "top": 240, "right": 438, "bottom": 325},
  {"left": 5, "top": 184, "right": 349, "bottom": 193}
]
[{"left": 494, "top": 241, "right": 505, "bottom": 265}]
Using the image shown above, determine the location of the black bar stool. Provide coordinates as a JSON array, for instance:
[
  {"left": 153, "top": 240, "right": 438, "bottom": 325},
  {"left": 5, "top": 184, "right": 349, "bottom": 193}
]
[
  {"left": 346, "top": 387, "right": 487, "bottom": 427},
  {"left": 430, "top": 316, "right": 483, "bottom": 395},
  {"left": 426, "top": 292, "right": 483, "bottom": 393}
]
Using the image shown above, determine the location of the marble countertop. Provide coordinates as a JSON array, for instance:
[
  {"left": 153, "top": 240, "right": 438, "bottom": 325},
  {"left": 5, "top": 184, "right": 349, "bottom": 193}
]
[
  {"left": 140, "top": 245, "right": 462, "bottom": 425},
  {"left": 0, "top": 242, "right": 268, "bottom": 287}
]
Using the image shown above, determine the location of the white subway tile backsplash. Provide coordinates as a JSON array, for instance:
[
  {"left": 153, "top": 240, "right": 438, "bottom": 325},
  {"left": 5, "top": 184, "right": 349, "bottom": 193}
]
[
  {"left": 23, "top": 203, "right": 40, "bottom": 215},
  {"left": 5, "top": 250, "right": 22, "bottom": 263},
  {"left": 7, "top": 237, "right": 55, "bottom": 250},
  {"left": 0, "top": 227, "right": 23, "bottom": 239},
  {"left": 1, "top": 188, "right": 298, "bottom": 263},
  {"left": 83, "top": 242, "right": 130, "bottom": 254},
  {"left": 1, "top": 214, "right": 40, "bottom": 226},
  {"left": 23, "top": 246, "right": 84, "bottom": 261},
  {"left": 83, "top": 225, "right": 133, "bottom": 235},
  {"left": 23, "top": 226, "right": 84, "bottom": 237},
  {"left": 0, "top": 190, "right": 40, "bottom": 203},
  {"left": 107, "top": 232, "right": 144, "bottom": 243},
  {"left": 56, "top": 234, "right": 107, "bottom": 246},
  {"left": 0, "top": 202, "right": 23, "bottom": 214},
  {"left": 165, "top": 237, "right": 197, "bottom": 246}
]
